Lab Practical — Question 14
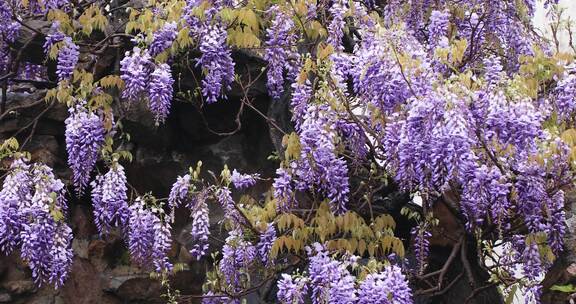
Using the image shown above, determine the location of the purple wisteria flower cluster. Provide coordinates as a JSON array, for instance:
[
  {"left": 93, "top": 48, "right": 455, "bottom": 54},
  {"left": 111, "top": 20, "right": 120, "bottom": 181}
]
[
  {"left": 410, "top": 224, "right": 431, "bottom": 274},
  {"left": 273, "top": 105, "right": 350, "bottom": 214},
  {"left": 43, "top": 22, "right": 79, "bottom": 82},
  {"left": 197, "top": 24, "right": 235, "bottom": 104},
  {"left": 44, "top": 22, "right": 66, "bottom": 55},
  {"left": 273, "top": 167, "right": 296, "bottom": 212},
  {"left": 120, "top": 47, "right": 152, "bottom": 101},
  {"left": 189, "top": 192, "right": 210, "bottom": 260},
  {"left": 381, "top": 53, "right": 572, "bottom": 297},
  {"left": 554, "top": 62, "right": 576, "bottom": 121},
  {"left": 91, "top": 169, "right": 180, "bottom": 273},
  {"left": 181, "top": 1, "right": 236, "bottom": 104},
  {"left": 327, "top": 0, "right": 348, "bottom": 51},
  {"left": 168, "top": 173, "right": 192, "bottom": 220},
  {"left": 28, "top": 0, "right": 70, "bottom": 13},
  {"left": 219, "top": 229, "right": 256, "bottom": 294},
  {"left": 483, "top": 55, "right": 504, "bottom": 86},
  {"left": 391, "top": 0, "right": 536, "bottom": 71},
  {"left": 0, "top": 158, "right": 31, "bottom": 255},
  {"left": 65, "top": 103, "right": 106, "bottom": 194},
  {"left": 277, "top": 274, "right": 309, "bottom": 304},
  {"left": 349, "top": 25, "right": 430, "bottom": 113},
  {"left": 308, "top": 243, "right": 357, "bottom": 303},
  {"left": 168, "top": 174, "right": 210, "bottom": 260},
  {"left": 264, "top": 5, "right": 299, "bottom": 99},
  {"left": 120, "top": 47, "right": 175, "bottom": 123},
  {"left": 18, "top": 63, "right": 48, "bottom": 81},
  {"left": 276, "top": 243, "right": 413, "bottom": 304},
  {"left": 357, "top": 265, "right": 413, "bottom": 304},
  {"left": 216, "top": 186, "right": 247, "bottom": 227},
  {"left": 256, "top": 223, "right": 277, "bottom": 265},
  {"left": 56, "top": 37, "right": 79, "bottom": 81},
  {"left": 149, "top": 22, "right": 177, "bottom": 57},
  {"left": 230, "top": 169, "right": 259, "bottom": 190},
  {"left": 0, "top": 158, "right": 73, "bottom": 288},
  {"left": 0, "top": 1, "right": 20, "bottom": 74},
  {"left": 128, "top": 197, "right": 173, "bottom": 272},
  {"left": 149, "top": 63, "right": 175, "bottom": 124},
  {"left": 428, "top": 10, "right": 450, "bottom": 50},
  {"left": 289, "top": 79, "right": 313, "bottom": 130},
  {"left": 176, "top": 0, "right": 240, "bottom": 104},
  {"left": 91, "top": 162, "right": 130, "bottom": 235}
]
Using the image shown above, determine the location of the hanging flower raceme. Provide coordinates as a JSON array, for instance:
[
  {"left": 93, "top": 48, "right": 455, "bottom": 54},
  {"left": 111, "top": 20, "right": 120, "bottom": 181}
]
[
  {"left": 264, "top": 5, "right": 298, "bottom": 99},
  {"left": 357, "top": 266, "right": 413, "bottom": 304},
  {"left": 428, "top": 10, "right": 450, "bottom": 50},
  {"left": 327, "top": 0, "right": 348, "bottom": 50},
  {"left": 43, "top": 22, "right": 65, "bottom": 56},
  {"left": 336, "top": 119, "right": 369, "bottom": 163},
  {"left": 521, "top": 238, "right": 545, "bottom": 282},
  {"left": 383, "top": 87, "right": 472, "bottom": 192},
  {"left": 197, "top": 24, "right": 235, "bottom": 104},
  {"left": 519, "top": 235, "right": 546, "bottom": 302},
  {"left": 65, "top": 103, "right": 106, "bottom": 194},
  {"left": 0, "top": 158, "right": 32, "bottom": 254},
  {"left": 168, "top": 173, "right": 192, "bottom": 220},
  {"left": 189, "top": 191, "right": 210, "bottom": 260},
  {"left": 230, "top": 169, "right": 259, "bottom": 190},
  {"left": 120, "top": 47, "right": 152, "bottom": 101},
  {"left": 91, "top": 162, "right": 130, "bottom": 235},
  {"left": 18, "top": 163, "right": 73, "bottom": 288},
  {"left": 460, "top": 164, "right": 511, "bottom": 231},
  {"left": 152, "top": 218, "right": 173, "bottom": 272},
  {"left": 273, "top": 104, "right": 350, "bottom": 214},
  {"left": 19, "top": 63, "right": 48, "bottom": 81},
  {"left": 148, "top": 63, "right": 174, "bottom": 124},
  {"left": 216, "top": 187, "right": 245, "bottom": 227},
  {"left": 148, "top": 22, "right": 177, "bottom": 57},
  {"left": 127, "top": 199, "right": 156, "bottom": 267},
  {"left": 350, "top": 26, "right": 429, "bottom": 113},
  {"left": 290, "top": 79, "right": 313, "bottom": 131},
  {"left": 183, "top": 0, "right": 203, "bottom": 33},
  {"left": 56, "top": 37, "right": 79, "bottom": 82},
  {"left": 276, "top": 243, "right": 414, "bottom": 304},
  {"left": 218, "top": 229, "right": 256, "bottom": 293},
  {"left": 168, "top": 174, "right": 209, "bottom": 261},
  {"left": 128, "top": 197, "right": 173, "bottom": 272},
  {"left": 307, "top": 243, "right": 357, "bottom": 304},
  {"left": 0, "top": 159, "right": 73, "bottom": 288},
  {"left": 297, "top": 105, "right": 350, "bottom": 214},
  {"left": 514, "top": 163, "right": 568, "bottom": 255},
  {"left": 42, "top": 22, "right": 78, "bottom": 82},
  {"left": 273, "top": 167, "right": 296, "bottom": 213},
  {"left": 483, "top": 55, "right": 504, "bottom": 86},
  {"left": 28, "top": 0, "right": 70, "bottom": 13},
  {"left": 0, "top": 1, "right": 19, "bottom": 74},
  {"left": 554, "top": 62, "right": 576, "bottom": 121},
  {"left": 0, "top": 1, "right": 20, "bottom": 44},
  {"left": 485, "top": 92, "right": 544, "bottom": 153},
  {"left": 381, "top": 54, "right": 572, "bottom": 284},
  {"left": 256, "top": 223, "right": 277, "bottom": 265},
  {"left": 410, "top": 224, "right": 431, "bottom": 275},
  {"left": 277, "top": 274, "right": 309, "bottom": 304}
]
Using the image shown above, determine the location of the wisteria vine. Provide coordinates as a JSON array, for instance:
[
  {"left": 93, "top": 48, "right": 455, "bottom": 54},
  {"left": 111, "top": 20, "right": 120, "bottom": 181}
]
[{"left": 0, "top": 1, "right": 575, "bottom": 303}]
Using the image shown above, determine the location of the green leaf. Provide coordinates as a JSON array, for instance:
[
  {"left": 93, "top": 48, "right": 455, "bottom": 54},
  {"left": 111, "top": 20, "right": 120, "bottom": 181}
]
[
  {"left": 504, "top": 285, "right": 518, "bottom": 304},
  {"left": 550, "top": 284, "right": 576, "bottom": 293}
]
